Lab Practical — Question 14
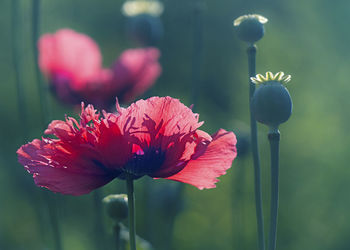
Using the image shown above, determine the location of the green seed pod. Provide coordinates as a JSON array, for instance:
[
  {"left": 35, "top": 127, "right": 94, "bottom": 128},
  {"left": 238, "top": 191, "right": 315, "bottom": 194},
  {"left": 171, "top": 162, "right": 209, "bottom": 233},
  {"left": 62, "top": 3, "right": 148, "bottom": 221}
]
[
  {"left": 251, "top": 72, "right": 292, "bottom": 128},
  {"left": 233, "top": 14, "right": 268, "bottom": 43},
  {"left": 103, "top": 194, "right": 128, "bottom": 221}
]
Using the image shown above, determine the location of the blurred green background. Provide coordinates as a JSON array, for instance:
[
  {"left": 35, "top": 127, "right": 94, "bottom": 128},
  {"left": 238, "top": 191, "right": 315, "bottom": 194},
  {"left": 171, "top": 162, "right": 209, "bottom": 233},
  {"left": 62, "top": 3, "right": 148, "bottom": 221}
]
[{"left": 1, "top": 0, "right": 350, "bottom": 249}]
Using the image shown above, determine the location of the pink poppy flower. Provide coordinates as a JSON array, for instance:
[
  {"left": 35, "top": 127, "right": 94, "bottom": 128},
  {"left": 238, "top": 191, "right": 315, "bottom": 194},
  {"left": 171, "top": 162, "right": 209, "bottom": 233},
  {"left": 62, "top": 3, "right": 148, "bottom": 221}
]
[
  {"left": 111, "top": 48, "right": 161, "bottom": 103},
  {"left": 17, "top": 97, "right": 237, "bottom": 195},
  {"left": 38, "top": 29, "right": 161, "bottom": 108}
]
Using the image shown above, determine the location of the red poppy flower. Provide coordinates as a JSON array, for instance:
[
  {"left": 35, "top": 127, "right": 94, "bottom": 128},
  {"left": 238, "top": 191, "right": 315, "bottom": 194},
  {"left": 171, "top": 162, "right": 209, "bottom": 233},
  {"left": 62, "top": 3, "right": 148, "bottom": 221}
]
[
  {"left": 111, "top": 48, "right": 161, "bottom": 103},
  {"left": 17, "top": 97, "right": 237, "bottom": 195},
  {"left": 38, "top": 29, "right": 161, "bottom": 108}
]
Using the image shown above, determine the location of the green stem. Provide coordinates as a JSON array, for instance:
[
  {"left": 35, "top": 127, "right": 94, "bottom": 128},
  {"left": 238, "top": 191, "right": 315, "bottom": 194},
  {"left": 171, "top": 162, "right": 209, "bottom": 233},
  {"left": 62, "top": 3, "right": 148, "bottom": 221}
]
[
  {"left": 32, "top": 2, "right": 61, "bottom": 250},
  {"left": 267, "top": 130, "right": 280, "bottom": 250},
  {"left": 190, "top": 0, "right": 203, "bottom": 112},
  {"left": 12, "top": 0, "right": 28, "bottom": 141},
  {"left": 32, "top": 0, "right": 51, "bottom": 124},
  {"left": 126, "top": 175, "right": 137, "bottom": 250},
  {"left": 44, "top": 192, "right": 63, "bottom": 250},
  {"left": 247, "top": 44, "right": 265, "bottom": 250},
  {"left": 93, "top": 189, "right": 105, "bottom": 249},
  {"left": 114, "top": 223, "right": 121, "bottom": 250},
  {"left": 232, "top": 158, "right": 247, "bottom": 250}
]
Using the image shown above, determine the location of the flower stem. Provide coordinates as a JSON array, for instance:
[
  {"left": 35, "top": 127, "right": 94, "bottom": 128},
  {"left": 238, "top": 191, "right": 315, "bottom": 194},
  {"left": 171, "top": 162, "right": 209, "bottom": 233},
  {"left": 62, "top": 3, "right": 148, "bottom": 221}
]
[
  {"left": 232, "top": 158, "right": 247, "bottom": 250},
  {"left": 32, "top": 2, "right": 62, "bottom": 250},
  {"left": 44, "top": 192, "right": 63, "bottom": 250},
  {"left": 247, "top": 44, "right": 265, "bottom": 250},
  {"left": 11, "top": 0, "right": 28, "bottom": 141},
  {"left": 93, "top": 189, "right": 105, "bottom": 249},
  {"left": 126, "top": 175, "right": 137, "bottom": 250},
  {"left": 190, "top": 0, "right": 204, "bottom": 111},
  {"left": 114, "top": 223, "right": 121, "bottom": 250},
  {"left": 32, "top": 0, "right": 51, "bottom": 123},
  {"left": 267, "top": 130, "right": 280, "bottom": 250}
]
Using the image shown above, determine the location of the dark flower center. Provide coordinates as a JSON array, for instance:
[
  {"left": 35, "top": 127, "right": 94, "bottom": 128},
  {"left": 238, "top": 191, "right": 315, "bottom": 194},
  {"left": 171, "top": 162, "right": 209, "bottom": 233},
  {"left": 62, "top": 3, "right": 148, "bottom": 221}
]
[{"left": 121, "top": 146, "right": 166, "bottom": 179}]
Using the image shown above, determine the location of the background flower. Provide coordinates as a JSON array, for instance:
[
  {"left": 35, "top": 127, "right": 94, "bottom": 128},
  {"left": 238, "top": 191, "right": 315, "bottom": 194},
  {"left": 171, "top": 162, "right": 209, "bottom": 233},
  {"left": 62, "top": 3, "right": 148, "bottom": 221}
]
[
  {"left": 111, "top": 47, "right": 161, "bottom": 103},
  {"left": 39, "top": 29, "right": 161, "bottom": 108}
]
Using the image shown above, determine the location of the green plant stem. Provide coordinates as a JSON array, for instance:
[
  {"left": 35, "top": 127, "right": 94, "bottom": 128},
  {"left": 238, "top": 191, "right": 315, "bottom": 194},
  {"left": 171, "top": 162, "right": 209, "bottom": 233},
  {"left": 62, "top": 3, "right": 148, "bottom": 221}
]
[
  {"left": 232, "top": 158, "right": 247, "bottom": 250},
  {"left": 126, "top": 175, "right": 137, "bottom": 250},
  {"left": 93, "top": 189, "right": 105, "bottom": 249},
  {"left": 247, "top": 44, "right": 265, "bottom": 250},
  {"left": 114, "top": 223, "right": 121, "bottom": 250},
  {"left": 267, "top": 130, "right": 280, "bottom": 250},
  {"left": 45, "top": 192, "right": 63, "bottom": 250},
  {"left": 190, "top": 0, "right": 203, "bottom": 111},
  {"left": 32, "top": 0, "right": 50, "bottom": 123},
  {"left": 12, "top": 0, "right": 28, "bottom": 141},
  {"left": 32, "top": 2, "right": 62, "bottom": 250}
]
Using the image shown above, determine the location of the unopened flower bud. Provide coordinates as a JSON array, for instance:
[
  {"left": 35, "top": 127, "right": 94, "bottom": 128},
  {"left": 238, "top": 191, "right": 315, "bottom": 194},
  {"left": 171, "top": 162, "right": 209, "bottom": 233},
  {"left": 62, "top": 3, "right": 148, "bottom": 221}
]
[
  {"left": 103, "top": 194, "right": 128, "bottom": 221},
  {"left": 233, "top": 14, "right": 268, "bottom": 43},
  {"left": 251, "top": 72, "right": 292, "bottom": 128},
  {"left": 126, "top": 14, "right": 163, "bottom": 46},
  {"left": 236, "top": 131, "right": 250, "bottom": 158}
]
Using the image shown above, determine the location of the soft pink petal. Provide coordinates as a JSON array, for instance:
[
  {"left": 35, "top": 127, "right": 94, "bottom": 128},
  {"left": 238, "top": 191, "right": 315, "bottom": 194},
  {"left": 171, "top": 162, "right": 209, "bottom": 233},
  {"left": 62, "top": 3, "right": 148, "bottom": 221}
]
[
  {"left": 116, "top": 97, "right": 204, "bottom": 177},
  {"left": 112, "top": 48, "right": 161, "bottom": 102},
  {"left": 16, "top": 105, "right": 126, "bottom": 195},
  {"left": 96, "top": 115, "right": 133, "bottom": 167},
  {"left": 164, "top": 129, "right": 237, "bottom": 189},
  {"left": 17, "top": 139, "right": 115, "bottom": 195},
  {"left": 118, "top": 96, "right": 202, "bottom": 138},
  {"left": 38, "top": 29, "right": 103, "bottom": 90}
]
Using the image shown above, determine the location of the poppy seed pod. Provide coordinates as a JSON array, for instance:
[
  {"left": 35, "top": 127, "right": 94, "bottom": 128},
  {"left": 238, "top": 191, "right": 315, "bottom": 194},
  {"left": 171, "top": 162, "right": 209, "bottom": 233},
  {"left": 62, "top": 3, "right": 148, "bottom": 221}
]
[
  {"left": 103, "top": 194, "right": 128, "bottom": 221},
  {"left": 233, "top": 14, "right": 268, "bottom": 43},
  {"left": 236, "top": 132, "right": 250, "bottom": 158},
  {"left": 251, "top": 72, "right": 292, "bottom": 128},
  {"left": 126, "top": 14, "right": 163, "bottom": 46}
]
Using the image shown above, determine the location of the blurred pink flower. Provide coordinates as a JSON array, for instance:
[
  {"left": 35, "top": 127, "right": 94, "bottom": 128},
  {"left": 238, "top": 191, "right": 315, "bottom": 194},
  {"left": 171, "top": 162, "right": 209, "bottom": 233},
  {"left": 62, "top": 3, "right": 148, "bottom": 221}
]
[
  {"left": 112, "top": 48, "right": 161, "bottom": 103},
  {"left": 38, "top": 28, "right": 161, "bottom": 109}
]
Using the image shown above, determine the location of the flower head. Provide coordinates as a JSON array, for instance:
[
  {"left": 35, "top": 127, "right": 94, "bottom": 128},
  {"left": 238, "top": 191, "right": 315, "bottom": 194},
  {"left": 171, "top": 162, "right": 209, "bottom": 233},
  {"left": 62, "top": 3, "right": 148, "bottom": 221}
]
[
  {"left": 103, "top": 194, "right": 129, "bottom": 221},
  {"left": 17, "top": 97, "right": 237, "bottom": 195},
  {"left": 38, "top": 29, "right": 161, "bottom": 109},
  {"left": 251, "top": 72, "right": 293, "bottom": 128},
  {"left": 233, "top": 14, "right": 268, "bottom": 43},
  {"left": 111, "top": 48, "right": 161, "bottom": 103}
]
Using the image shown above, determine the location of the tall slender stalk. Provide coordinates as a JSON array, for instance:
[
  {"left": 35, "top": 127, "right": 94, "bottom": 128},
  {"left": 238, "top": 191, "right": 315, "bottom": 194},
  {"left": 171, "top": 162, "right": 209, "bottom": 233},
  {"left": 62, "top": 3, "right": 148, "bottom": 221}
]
[
  {"left": 247, "top": 44, "right": 265, "bottom": 250},
  {"left": 93, "top": 190, "right": 105, "bottom": 249},
  {"left": 232, "top": 158, "right": 247, "bottom": 250},
  {"left": 126, "top": 175, "right": 137, "bottom": 250},
  {"left": 32, "top": 1, "right": 62, "bottom": 250},
  {"left": 190, "top": 0, "right": 203, "bottom": 112},
  {"left": 32, "top": 0, "right": 50, "bottom": 123},
  {"left": 267, "top": 130, "right": 280, "bottom": 250},
  {"left": 45, "top": 192, "right": 63, "bottom": 250},
  {"left": 12, "top": 0, "right": 28, "bottom": 141}
]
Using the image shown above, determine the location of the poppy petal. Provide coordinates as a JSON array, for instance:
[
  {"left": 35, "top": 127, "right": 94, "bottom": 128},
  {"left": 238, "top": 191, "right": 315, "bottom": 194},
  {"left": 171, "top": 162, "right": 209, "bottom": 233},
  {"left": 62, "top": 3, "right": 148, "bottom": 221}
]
[
  {"left": 111, "top": 48, "right": 161, "bottom": 103},
  {"left": 38, "top": 29, "right": 103, "bottom": 90},
  {"left": 164, "top": 129, "right": 237, "bottom": 189},
  {"left": 17, "top": 139, "right": 115, "bottom": 195}
]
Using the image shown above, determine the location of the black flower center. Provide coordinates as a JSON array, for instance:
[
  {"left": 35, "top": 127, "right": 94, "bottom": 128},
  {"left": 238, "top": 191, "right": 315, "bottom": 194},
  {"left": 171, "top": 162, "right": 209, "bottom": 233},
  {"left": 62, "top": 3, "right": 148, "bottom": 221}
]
[{"left": 121, "top": 147, "right": 166, "bottom": 179}]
